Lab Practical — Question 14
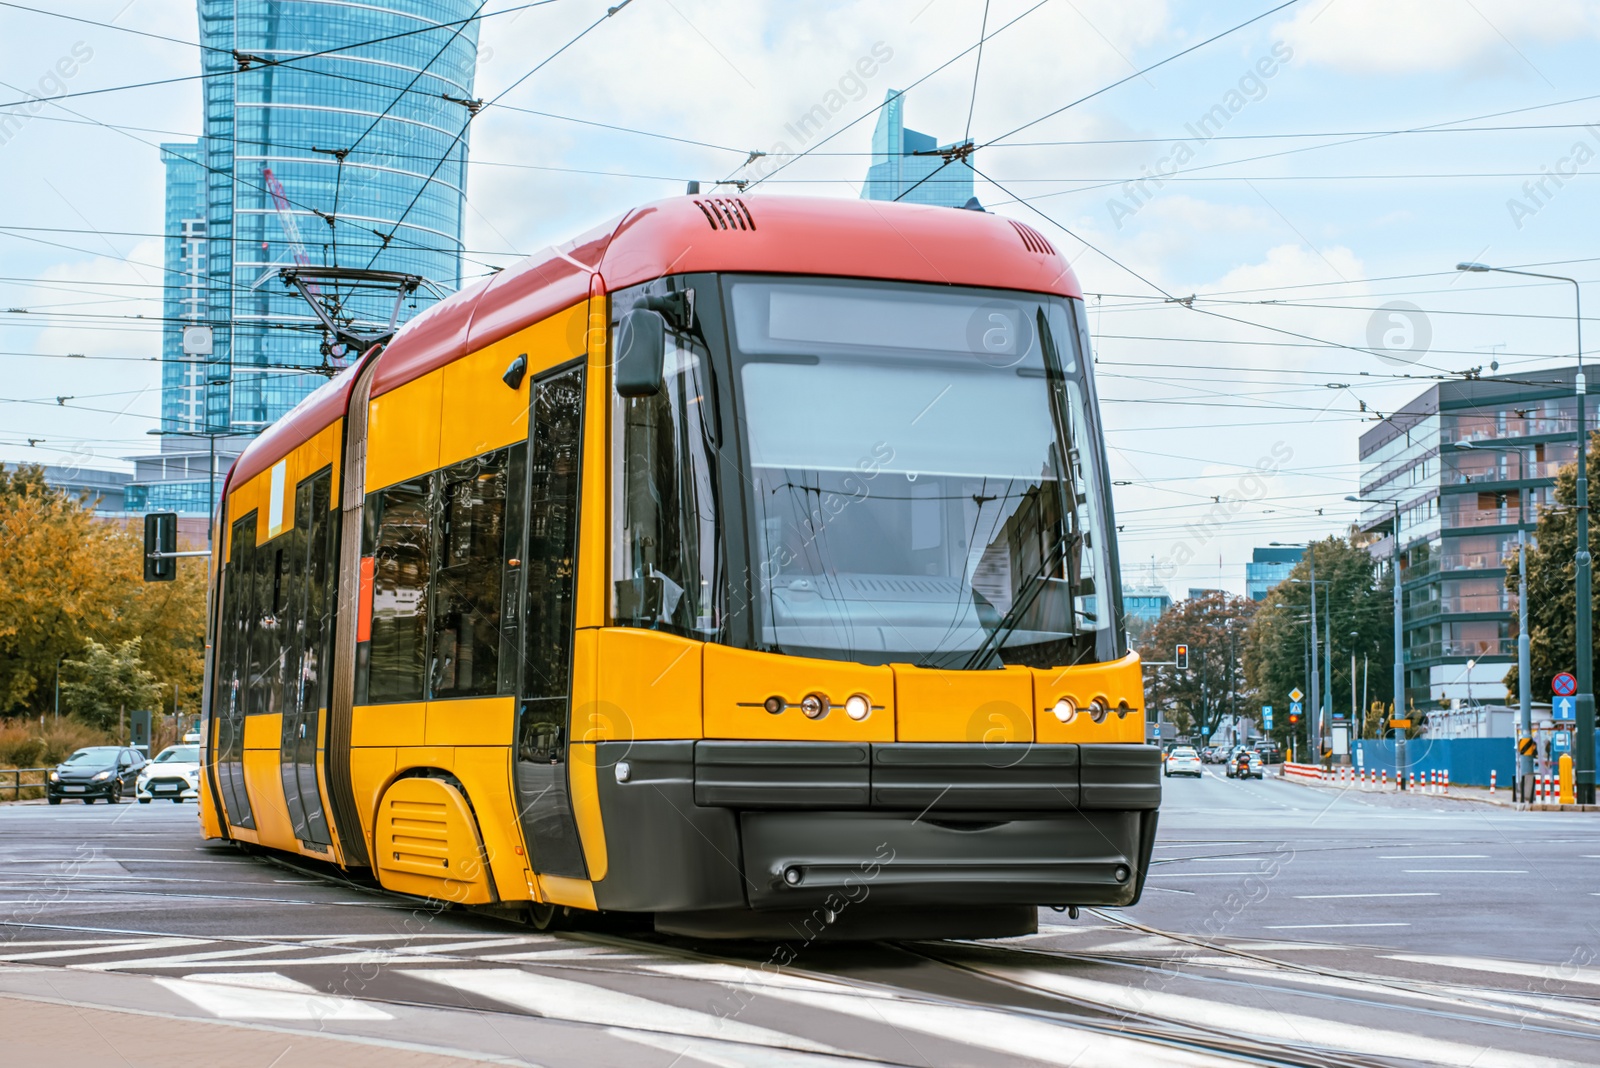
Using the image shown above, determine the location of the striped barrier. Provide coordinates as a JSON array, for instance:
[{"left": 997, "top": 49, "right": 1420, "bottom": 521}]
[{"left": 1490, "top": 769, "right": 1496, "bottom": 794}]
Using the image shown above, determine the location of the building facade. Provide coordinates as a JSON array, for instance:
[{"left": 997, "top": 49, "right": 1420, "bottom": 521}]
[
  {"left": 1357, "top": 367, "right": 1593, "bottom": 710},
  {"left": 131, "top": 0, "right": 480, "bottom": 517},
  {"left": 1122, "top": 581, "right": 1173, "bottom": 628},
  {"left": 1247, "top": 546, "right": 1303, "bottom": 600},
  {"left": 860, "top": 91, "right": 975, "bottom": 208}
]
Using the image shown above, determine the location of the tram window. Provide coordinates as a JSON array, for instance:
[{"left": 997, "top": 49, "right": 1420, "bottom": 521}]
[
  {"left": 610, "top": 305, "right": 721, "bottom": 638},
  {"left": 525, "top": 367, "right": 584, "bottom": 699},
  {"left": 431, "top": 449, "right": 508, "bottom": 699},
  {"left": 303, "top": 469, "right": 334, "bottom": 711},
  {"left": 247, "top": 521, "right": 281, "bottom": 716},
  {"left": 364, "top": 478, "right": 432, "bottom": 703}
]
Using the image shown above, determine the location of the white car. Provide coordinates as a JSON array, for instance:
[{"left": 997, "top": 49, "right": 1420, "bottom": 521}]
[
  {"left": 137, "top": 744, "right": 201, "bottom": 803},
  {"left": 1164, "top": 746, "right": 1202, "bottom": 778}
]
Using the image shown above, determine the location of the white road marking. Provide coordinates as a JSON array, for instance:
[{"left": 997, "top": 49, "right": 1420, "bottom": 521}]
[
  {"left": 1379, "top": 854, "right": 1487, "bottom": 859},
  {"left": 981, "top": 964, "right": 1574, "bottom": 1068},
  {"left": 1294, "top": 892, "right": 1440, "bottom": 899},
  {"left": 1146, "top": 872, "right": 1268, "bottom": 878},
  {"left": 1263, "top": 923, "right": 1411, "bottom": 930},
  {"left": 401, "top": 967, "right": 838, "bottom": 1053},
  {"left": 1403, "top": 869, "right": 1527, "bottom": 874},
  {"left": 155, "top": 971, "right": 393, "bottom": 1020},
  {"left": 0, "top": 938, "right": 210, "bottom": 961},
  {"left": 1386, "top": 953, "right": 1600, "bottom": 988}
]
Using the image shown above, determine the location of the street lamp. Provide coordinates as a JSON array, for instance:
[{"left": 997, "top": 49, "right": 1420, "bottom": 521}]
[
  {"left": 1347, "top": 494, "right": 1407, "bottom": 787},
  {"left": 1457, "top": 261, "right": 1591, "bottom": 803},
  {"left": 1454, "top": 438, "right": 1535, "bottom": 800}
]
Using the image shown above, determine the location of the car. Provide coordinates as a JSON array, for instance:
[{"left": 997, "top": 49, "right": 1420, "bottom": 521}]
[
  {"left": 1164, "top": 746, "right": 1203, "bottom": 778},
  {"left": 1252, "top": 743, "right": 1283, "bottom": 765},
  {"left": 46, "top": 746, "right": 147, "bottom": 805},
  {"left": 137, "top": 744, "right": 202, "bottom": 804}
]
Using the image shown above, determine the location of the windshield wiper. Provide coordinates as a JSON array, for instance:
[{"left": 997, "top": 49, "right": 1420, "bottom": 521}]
[{"left": 960, "top": 526, "right": 1079, "bottom": 670}]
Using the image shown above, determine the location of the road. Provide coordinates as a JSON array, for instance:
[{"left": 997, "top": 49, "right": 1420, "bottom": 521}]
[{"left": 2, "top": 769, "right": 1597, "bottom": 1067}]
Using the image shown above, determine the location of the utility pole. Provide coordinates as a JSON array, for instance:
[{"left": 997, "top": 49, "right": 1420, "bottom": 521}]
[{"left": 1458, "top": 262, "right": 1591, "bottom": 803}]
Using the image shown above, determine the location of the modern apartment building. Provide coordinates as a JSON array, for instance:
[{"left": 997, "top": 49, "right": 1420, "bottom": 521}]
[
  {"left": 130, "top": 0, "right": 480, "bottom": 518},
  {"left": 860, "top": 91, "right": 975, "bottom": 208},
  {"left": 1356, "top": 367, "right": 1592, "bottom": 709}
]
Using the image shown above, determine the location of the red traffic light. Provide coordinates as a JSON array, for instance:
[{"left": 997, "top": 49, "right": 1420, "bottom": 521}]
[{"left": 1288, "top": 712, "right": 1300, "bottom": 725}]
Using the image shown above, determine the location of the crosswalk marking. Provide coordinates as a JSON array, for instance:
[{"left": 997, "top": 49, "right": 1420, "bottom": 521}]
[
  {"left": 1, "top": 937, "right": 210, "bottom": 961},
  {"left": 975, "top": 964, "right": 1574, "bottom": 1068},
  {"left": 1386, "top": 953, "right": 1600, "bottom": 988},
  {"left": 401, "top": 967, "right": 839, "bottom": 1053},
  {"left": 154, "top": 971, "right": 394, "bottom": 1021}
]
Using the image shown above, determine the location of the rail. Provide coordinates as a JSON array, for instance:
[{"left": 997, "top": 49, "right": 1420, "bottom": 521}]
[{"left": 0, "top": 768, "right": 49, "bottom": 795}]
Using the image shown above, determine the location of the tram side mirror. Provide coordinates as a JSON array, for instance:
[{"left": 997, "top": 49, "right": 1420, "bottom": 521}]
[{"left": 615, "top": 308, "right": 666, "bottom": 397}]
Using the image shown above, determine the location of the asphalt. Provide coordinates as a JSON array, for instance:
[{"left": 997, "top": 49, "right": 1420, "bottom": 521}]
[{"left": 1, "top": 770, "right": 1596, "bottom": 1068}]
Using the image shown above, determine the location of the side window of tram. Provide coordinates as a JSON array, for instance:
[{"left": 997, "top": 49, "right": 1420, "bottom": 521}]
[
  {"left": 361, "top": 479, "right": 432, "bottom": 704},
  {"left": 430, "top": 449, "right": 510, "bottom": 699}
]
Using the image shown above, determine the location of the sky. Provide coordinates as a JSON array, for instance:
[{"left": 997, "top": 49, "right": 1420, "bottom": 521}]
[{"left": 1, "top": 0, "right": 1597, "bottom": 597}]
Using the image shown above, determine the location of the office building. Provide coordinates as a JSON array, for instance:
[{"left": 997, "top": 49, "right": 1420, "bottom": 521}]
[
  {"left": 860, "top": 91, "right": 975, "bottom": 208},
  {"left": 130, "top": 1, "right": 480, "bottom": 518},
  {"left": 1122, "top": 581, "right": 1172, "bottom": 628},
  {"left": 1356, "top": 366, "right": 1593, "bottom": 709},
  {"left": 1247, "top": 546, "right": 1303, "bottom": 600}
]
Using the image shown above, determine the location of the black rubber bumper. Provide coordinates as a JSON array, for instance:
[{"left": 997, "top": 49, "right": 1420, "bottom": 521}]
[{"left": 593, "top": 740, "right": 1161, "bottom": 914}]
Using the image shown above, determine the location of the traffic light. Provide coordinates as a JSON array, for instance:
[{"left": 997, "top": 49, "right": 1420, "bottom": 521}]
[
  {"left": 1288, "top": 711, "right": 1300, "bottom": 726},
  {"left": 143, "top": 512, "right": 177, "bottom": 582},
  {"left": 1175, "top": 643, "right": 1189, "bottom": 670}
]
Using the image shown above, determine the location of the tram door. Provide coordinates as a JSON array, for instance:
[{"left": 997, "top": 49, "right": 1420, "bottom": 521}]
[
  {"left": 513, "top": 363, "right": 589, "bottom": 877},
  {"left": 277, "top": 469, "right": 334, "bottom": 848},
  {"left": 212, "top": 514, "right": 255, "bottom": 830}
]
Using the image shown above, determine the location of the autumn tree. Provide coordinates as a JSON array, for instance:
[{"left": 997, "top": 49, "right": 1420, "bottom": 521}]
[
  {"left": 0, "top": 465, "right": 206, "bottom": 718},
  {"left": 1505, "top": 431, "right": 1600, "bottom": 695},
  {"left": 1138, "top": 592, "right": 1258, "bottom": 740},
  {"left": 1243, "top": 535, "right": 1395, "bottom": 750},
  {"left": 59, "top": 638, "right": 163, "bottom": 732}
]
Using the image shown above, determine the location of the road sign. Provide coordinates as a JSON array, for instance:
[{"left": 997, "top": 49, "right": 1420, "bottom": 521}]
[
  {"left": 1553, "top": 672, "right": 1578, "bottom": 696},
  {"left": 1518, "top": 736, "right": 1537, "bottom": 756},
  {"left": 1289, "top": 687, "right": 1304, "bottom": 703},
  {"left": 1289, "top": 700, "right": 1302, "bottom": 716},
  {"left": 1262, "top": 705, "right": 1274, "bottom": 730},
  {"left": 1390, "top": 718, "right": 1412, "bottom": 729},
  {"left": 1555, "top": 695, "right": 1576, "bottom": 720}
]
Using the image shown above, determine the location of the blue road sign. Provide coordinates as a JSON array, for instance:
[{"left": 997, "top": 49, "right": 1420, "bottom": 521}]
[
  {"left": 1289, "top": 700, "right": 1303, "bottom": 717},
  {"left": 1555, "top": 695, "right": 1577, "bottom": 721},
  {"left": 1262, "top": 705, "right": 1274, "bottom": 729}
]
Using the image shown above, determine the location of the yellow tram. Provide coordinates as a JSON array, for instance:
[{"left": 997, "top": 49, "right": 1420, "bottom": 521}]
[{"left": 199, "top": 195, "right": 1158, "bottom": 938}]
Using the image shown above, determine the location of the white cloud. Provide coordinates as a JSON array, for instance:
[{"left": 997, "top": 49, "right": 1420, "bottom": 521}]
[{"left": 1275, "top": 0, "right": 1599, "bottom": 75}]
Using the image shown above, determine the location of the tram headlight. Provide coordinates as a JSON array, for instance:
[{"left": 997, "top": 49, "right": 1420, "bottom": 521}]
[
  {"left": 845, "top": 694, "right": 871, "bottom": 721},
  {"left": 763, "top": 696, "right": 786, "bottom": 715},
  {"left": 1051, "top": 697, "right": 1078, "bottom": 724},
  {"left": 1115, "top": 700, "right": 1133, "bottom": 719},
  {"left": 1088, "top": 698, "right": 1110, "bottom": 723},
  {"left": 800, "top": 693, "right": 829, "bottom": 719}
]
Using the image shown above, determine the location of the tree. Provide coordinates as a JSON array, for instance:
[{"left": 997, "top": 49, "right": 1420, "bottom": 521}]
[
  {"left": 1505, "top": 431, "right": 1600, "bottom": 695},
  {"left": 59, "top": 638, "right": 162, "bottom": 732},
  {"left": 1243, "top": 535, "right": 1395, "bottom": 751},
  {"left": 1138, "top": 592, "right": 1258, "bottom": 741},
  {"left": 0, "top": 464, "right": 207, "bottom": 718}
]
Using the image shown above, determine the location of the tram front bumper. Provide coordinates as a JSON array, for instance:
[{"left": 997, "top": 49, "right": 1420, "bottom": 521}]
[{"left": 591, "top": 740, "right": 1160, "bottom": 915}]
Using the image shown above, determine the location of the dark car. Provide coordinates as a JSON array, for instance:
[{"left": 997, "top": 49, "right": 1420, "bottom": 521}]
[{"left": 46, "top": 746, "right": 147, "bottom": 805}]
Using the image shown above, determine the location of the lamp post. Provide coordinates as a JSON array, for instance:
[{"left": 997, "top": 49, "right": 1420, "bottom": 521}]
[
  {"left": 1457, "top": 261, "right": 1590, "bottom": 803},
  {"left": 1454, "top": 438, "right": 1534, "bottom": 800},
  {"left": 1272, "top": 541, "right": 1326, "bottom": 751},
  {"left": 1347, "top": 494, "right": 1407, "bottom": 787}
]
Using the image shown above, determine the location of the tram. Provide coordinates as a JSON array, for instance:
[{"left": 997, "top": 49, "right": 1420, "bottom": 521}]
[{"left": 197, "top": 194, "right": 1159, "bottom": 938}]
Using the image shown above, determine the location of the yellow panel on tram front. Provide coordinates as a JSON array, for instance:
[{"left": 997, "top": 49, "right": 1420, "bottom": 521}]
[
  {"left": 586, "top": 628, "right": 702, "bottom": 742},
  {"left": 1031, "top": 652, "right": 1146, "bottom": 744},
  {"left": 892, "top": 664, "right": 1034, "bottom": 743},
  {"left": 703, "top": 644, "right": 894, "bottom": 741}
]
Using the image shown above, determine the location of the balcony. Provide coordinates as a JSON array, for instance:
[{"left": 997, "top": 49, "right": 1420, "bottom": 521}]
[{"left": 1404, "top": 638, "right": 1510, "bottom": 662}]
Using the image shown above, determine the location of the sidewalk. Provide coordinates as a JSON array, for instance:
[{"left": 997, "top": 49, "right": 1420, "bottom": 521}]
[{"left": 1272, "top": 768, "right": 1597, "bottom": 810}]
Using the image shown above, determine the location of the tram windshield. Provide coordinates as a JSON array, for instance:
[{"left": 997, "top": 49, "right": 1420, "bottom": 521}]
[{"left": 728, "top": 277, "right": 1117, "bottom": 669}]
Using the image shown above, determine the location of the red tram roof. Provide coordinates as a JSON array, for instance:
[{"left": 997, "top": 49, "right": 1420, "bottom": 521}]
[{"left": 231, "top": 195, "right": 1080, "bottom": 488}]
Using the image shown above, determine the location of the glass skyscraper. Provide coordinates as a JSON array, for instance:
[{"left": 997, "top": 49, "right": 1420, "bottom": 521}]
[
  {"left": 860, "top": 91, "right": 976, "bottom": 208},
  {"left": 132, "top": 0, "right": 480, "bottom": 516}
]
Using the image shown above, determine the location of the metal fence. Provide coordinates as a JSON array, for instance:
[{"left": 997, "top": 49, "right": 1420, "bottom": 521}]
[{"left": 0, "top": 768, "right": 49, "bottom": 796}]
